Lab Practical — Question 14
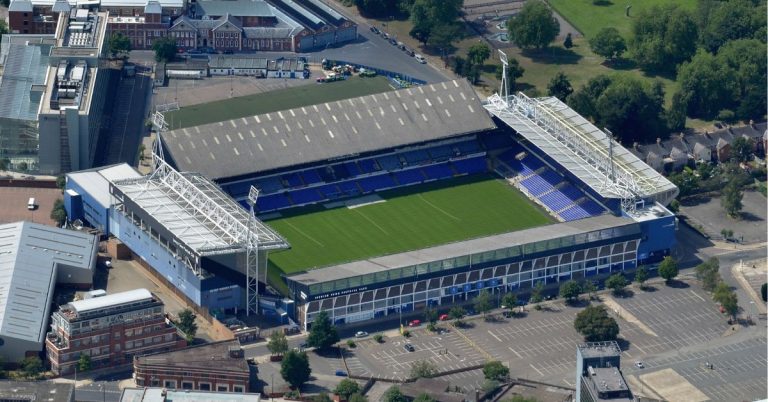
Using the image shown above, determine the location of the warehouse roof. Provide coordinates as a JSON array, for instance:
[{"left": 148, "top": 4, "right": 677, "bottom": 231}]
[
  {"left": 162, "top": 79, "right": 496, "bottom": 180},
  {"left": 0, "top": 381, "right": 75, "bottom": 402},
  {"left": 135, "top": 340, "right": 249, "bottom": 373},
  {"left": 0, "top": 222, "right": 98, "bottom": 344},
  {"left": 66, "top": 163, "right": 143, "bottom": 208}
]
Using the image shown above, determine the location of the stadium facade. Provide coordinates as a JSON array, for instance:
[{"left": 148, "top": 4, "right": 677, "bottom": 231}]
[{"left": 157, "top": 79, "right": 678, "bottom": 330}]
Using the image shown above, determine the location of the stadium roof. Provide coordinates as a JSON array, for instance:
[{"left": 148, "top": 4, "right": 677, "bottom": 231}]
[
  {"left": 161, "top": 79, "right": 496, "bottom": 180},
  {"left": 484, "top": 93, "right": 679, "bottom": 205},
  {"left": 111, "top": 160, "right": 288, "bottom": 255},
  {"left": 0, "top": 222, "right": 98, "bottom": 344},
  {"left": 67, "top": 163, "right": 143, "bottom": 208},
  {"left": 287, "top": 215, "right": 639, "bottom": 285}
]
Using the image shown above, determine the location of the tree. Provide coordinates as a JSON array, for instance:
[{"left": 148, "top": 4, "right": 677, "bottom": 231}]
[
  {"left": 666, "top": 91, "right": 688, "bottom": 132},
  {"left": 78, "top": 353, "right": 91, "bottom": 372},
  {"left": 483, "top": 360, "right": 509, "bottom": 381},
  {"left": 335, "top": 379, "right": 361, "bottom": 400},
  {"left": 448, "top": 306, "right": 466, "bottom": 321},
  {"left": 695, "top": 257, "right": 721, "bottom": 291},
  {"left": 426, "top": 23, "right": 462, "bottom": 50},
  {"left": 716, "top": 39, "right": 767, "bottom": 121},
  {"left": 20, "top": 356, "right": 43, "bottom": 378},
  {"left": 589, "top": 27, "right": 626, "bottom": 60},
  {"left": 568, "top": 75, "right": 613, "bottom": 122},
  {"left": 307, "top": 310, "right": 339, "bottom": 350},
  {"left": 658, "top": 256, "right": 679, "bottom": 283},
  {"left": 50, "top": 198, "right": 67, "bottom": 227},
  {"left": 697, "top": 0, "right": 766, "bottom": 53},
  {"left": 414, "top": 394, "right": 437, "bottom": 402},
  {"left": 468, "top": 42, "right": 491, "bottom": 65},
  {"left": 761, "top": 283, "right": 766, "bottom": 302},
  {"left": 348, "top": 394, "right": 368, "bottom": 402},
  {"left": 107, "top": 32, "right": 132, "bottom": 59},
  {"left": 177, "top": 308, "right": 197, "bottom": 340},
  {"left": 676, "top": 50, "right": 737, "bottom": 119},
  {"left": 280, "top": 350, "right": 311, "bottom": 388},
  {"left": 382, "top": 386, "right": 407, "bottom": 402},
  {"left": 355, "top": 0, "right": 404, "bottom": 17},
  {"left": 314, "top": 393, "right": 333, "bottom": 402},
  {"left": 547, "top": 72, "right": 573, "bottom": 102},
  {"left": 634, "top": 266, "right": 649, "bottom": 289},
  {"left": 495, "top": 58, "right": 525, "bottom": 91},
  {"left": 563, "top": 32, "right": 573, "bottom": 49},
  {"left": 559, "top": 280, "right": 582, "bottom": 304},
  {"left": 152, "top": 37, "right": 177, "bottom": 62},
  {"left": 530, "top": 281, "right": 545, "bottom": 309},
  {"left": 574, "top": 305, "right": 619, "bottom": 342},
  {"left": 56, "top": 175, "right": 66, "bottom": 190},
  {"left": 475, "top": 289, "right": 493, "bottom": 317},
  {"left": 410, "top": 360, "right": 437, "bottom": 378},
  {"left": 424, "top": 307, "right": 438, "bottom": 325},
  {"left": 267, "top": 330, "right": 289, "bottom": 357},
  {"left": 507, "top": 0, "right": 559, "bottom": 49},
  {"left": 582, "top": 280, "right": 597, "bottom": 300},
  {"left": 0, "top": 158, "right": 9, "bottom": 171},
  {"left": 605, "top": 274, "right": 629, "bottom": 295},
  {"left": 721, "top": 182, "right": 743, "bottom": 218},
  {"left": 481, "top": 379, "right": 501, "bottom": 396},
  {"left": 409, "top": 0, "right": 463, "bottom": 49},
  {"left": 630, "top": 5, "right": 698, "bottom": 72},
  {"left": 0, "top": 20, "right": 7, "bottom": 42},
  {"left": 18, "top": 161, "right": 28, "bottom": 171},
  {"left": 593, "top": 75, "right": 668, "bottom": 144},
  {"left": 502, "top": 292, "right": 519, "bottom": 315},
  {"left": 713, "top": 282, "right": 738, "bottom": 322},
  {"left": 731, "top": 137, "right": 754, "bottom": 163}
]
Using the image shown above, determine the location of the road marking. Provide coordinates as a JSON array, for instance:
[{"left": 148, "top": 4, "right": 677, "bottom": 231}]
[
  {"left": 488, "top": 330, "right": 502, "bottom": 342},
  {"left": 690, "top": 290, "right": 706, "bottom": 302},
  {"left": 508, "top": 347, "right": 523, "bottom": 358}
]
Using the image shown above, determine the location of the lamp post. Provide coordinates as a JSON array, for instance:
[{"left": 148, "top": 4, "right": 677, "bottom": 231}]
[{"left": 270, "top": 373, "right": 274, "bottom": 401}]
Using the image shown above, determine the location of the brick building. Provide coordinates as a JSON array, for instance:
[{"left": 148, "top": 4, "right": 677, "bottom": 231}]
[
  {"left": 133, "top": 340, "right": 251, "bottom": 393},
  {"left": 45, "top": 289, "right": 186, "bottom": 375}
]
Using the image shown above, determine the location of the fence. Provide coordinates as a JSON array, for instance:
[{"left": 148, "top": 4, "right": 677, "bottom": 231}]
[{"left": 324, "top": 59, "right": 428, "bottom": 87}]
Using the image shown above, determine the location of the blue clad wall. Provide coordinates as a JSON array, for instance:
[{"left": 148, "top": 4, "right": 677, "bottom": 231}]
[
  {"left": 66, "top": 179, "right": 109, "bottom": 233},
  {"left": 64, "top": 190, "right": 84, "bottom": 222},
  {"left": 637, "top": 214, "right": 676, "bottom": 265}
]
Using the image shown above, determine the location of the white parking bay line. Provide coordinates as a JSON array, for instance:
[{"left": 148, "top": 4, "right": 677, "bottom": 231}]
[
  {"left": 508, "top": 347, "right": 523, "bottom": 358},
  {"left": 488, "top": 330, "right": 502, "bottom": 342},
  {"left": 690, "top": 290, "right": 706, "bottom": 302}
]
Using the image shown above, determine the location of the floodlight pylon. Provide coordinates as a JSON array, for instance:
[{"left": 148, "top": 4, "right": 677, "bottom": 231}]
[{"left": 246, "top": 186, "right": 261, "bottom": 316}]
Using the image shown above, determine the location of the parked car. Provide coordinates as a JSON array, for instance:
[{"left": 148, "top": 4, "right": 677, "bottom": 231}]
[
  {"left": 439, "top": 314, "right": 449, "bottom": 321},
  {"left": 382, "top": 32, "right": 390, "bottom": 40},
  {"left": 403, "top": 343, "right": 415, "bottom": 352},
  {"left": 389, "top": 38, "right": 398, "bottom": 46},
  {"left": 397, "top": 41, "right": 406, "bottom": 50},
  {"left": 370, "top": 26, "right": 380, "bottom": 34},
  {"left": 355, "top": 331, "right": 368, "bottom": 338},
  {"left": 404, "top": 48, "right": 415, "bottom": 57},
  {"left": 635, "top": 361, "right": 645, "bottom": 369},
  {"left": 415, "top": 54, "right": 427, "bottom": 64},
  {"left": 408, "top": 320, "right": 421, "bottom": 327},
  {"left": 335, "top": 370, "right": 348, "bottom": 376}
]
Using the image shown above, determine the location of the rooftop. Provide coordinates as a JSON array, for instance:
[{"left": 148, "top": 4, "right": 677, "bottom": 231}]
[
  {"left": 287, "top": 214, "right": 638, "bottom": 286},
  {"left": 135, "top": 340, "right": 248, "bottom": 373},
  {"left": 578, "top": 341, "right": 622, "bottom": 359},
  {"left": 0, "top": 380, "right": 75, "bottom": 402},
  {"left": 195, "top": 0, "right": 274, "bottom": 17},
  {"left": 21, "top": 0, "right": 184, "bottom": 9},
  {"left": 161, "top": 79, "right": 496, "bottom": 180},
  {"left": 0, "top": 37, "right": 52, "bottom": 121},
  {"left": 66, "top": 163, "right": 143, "bottom": 208},
  {"left": 121, "top": 387, "right": 261, "bottom": 402},
  {"left": 0, "top": 221, "right": 98, "bottom": 343},
  {"left": 65, "top": 288, "right": 154, "bottom": 315},
  {"left": 583, "top": 367, "right": 633, "bottom": 401}
]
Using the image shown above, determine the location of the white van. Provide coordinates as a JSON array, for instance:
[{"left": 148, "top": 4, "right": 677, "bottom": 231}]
[
  {"left": 415, "top": 54, "right": 427, "bottom": 64},
  {"left": 27, "top": 198, "right": 36, "bottom": 210}
]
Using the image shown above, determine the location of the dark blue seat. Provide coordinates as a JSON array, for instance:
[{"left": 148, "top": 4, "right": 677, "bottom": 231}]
[
  {"left": 357, "top": 175, "right": 396, "bottom": 192},
  {"left": 338, "top": 181, "right": 360, "bottom": 196},
  {"left": 422, "top": 163, "right": 453, "bottom": 180},
  {"left": 455, "top": 140, "right": 481, "bottom": 155},
  {"left": 394, "top": 168, "right": 425, "bottom": 185},
  {"left": 257, "top": 193, "right": 292, "bottom": 212},
  {"left": 452, "top": 157, "right": 486, "bottom": 175},
  {"left": 282, "top": 173, "right": 303, "bottom": 188},
  {"left": 290, "top": 188, "right": 322, "bottom": 205},
  {"left": 357, "top": 158, "right": 379, "bottom": 174},
  {"left": 343, "top": 161, "right": 361, "bottom": 176},
  {"left": 377, "top": 155, "right": 402, "bottom": 171},
  {"left": 301, "top": 169, "right": 322, "bottom": 185},
  {"left": 429, "top": 145, "right": 454, "bottom": 160}
]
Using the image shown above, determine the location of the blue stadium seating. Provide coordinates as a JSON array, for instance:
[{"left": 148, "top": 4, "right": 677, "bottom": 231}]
[
  {"left": 540, "top": 170, "right": 563, "bottom": 186},
  {"left": 479, "top": 133, "right": 514, "bottom": 150},
  {"left": 520, "top": 175, "right": 554, "bottom": 196},
  {"left": 338, "top": 181, "right": 361, "bottom": 196},
  {"left": 357, "top": 158, "right": 379, "bottom": 174},
  {"left": 255, "top": 176, "right": 283, "bottom": 194},
  {"left": 422, "top": 163, "right": 453, "bottom": 180},
  {"left": 559, "top": 205, "right": 592, "bottom": 221},
  {"left": 331, "top": 164, "right": 351, "bottom": 180},
  {"left": 358, "top": 174, "right": 396, "bottom": 192},
  {"left": 377, "top": 155, "right": 402, "bottom": 171},
  {"left": 291, "top": 188, "right": 322, "bottom": 205},
  {"left": 403, "top": 149, "right": 431, "bottom": 165},
  {"left": 455, "top": 140, "right": 481, "bottom": 155},
  {"left": 282, "top": 173, "right": 303, "bottom": 187},
  {"left": 316, "top": 184, "right": 341, "bottom": 198},
  {"left": 581, "top": 200, "right": 604, "bottom": 215},
  {"left": 452, "top": 157, "right": 487, "bottom": 175},
  {"left": 394, "top": 168, "right": 425, "bottom": 185},
  {"left": 429, "top": 145, "right": 454, "bottom": 160},
  {"left": 301, "top": 169, "right": 322, "bottom": 185},
  {"left": 343, "top": 162, "right": 361, "bottom": 177},
  {"left": 258, "top": 193, "right": 292, "bottom": 212},
  {"left": 225, "top": 181, "right": 252, "bottom": 198},
  {"left": 539, "top": 190, "right": 573, "bottom": 212},
  {"left": 559, "top": 184, "right": 583, "bottom": 200}
]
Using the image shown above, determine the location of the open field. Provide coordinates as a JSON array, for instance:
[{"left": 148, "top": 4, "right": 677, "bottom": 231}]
[
  {"left": 266, "top": 174, "right": 552, "bottom": 277},
  {"left": 164, "top": 76, "right": 393, "bottom": 129},
  {"left": 547, "top": 0, "right": 697, "bottom": 38}
]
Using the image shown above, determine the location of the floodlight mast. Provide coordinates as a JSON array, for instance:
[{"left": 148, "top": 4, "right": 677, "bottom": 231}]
[
  {"left": 246, "top": 186, "right": 261, "bottom": 316},
  {"left": 498, "top": 50, "right": 510, "bottom": 104}
]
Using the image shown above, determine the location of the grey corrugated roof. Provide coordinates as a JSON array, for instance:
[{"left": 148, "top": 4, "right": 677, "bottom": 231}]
[
  {"left": 162, "top": 79, "right": 496, "bottom": 180},
  {"left": 66, "top": 163, "right": 143, "bottom": 208},
  {"left": 0, "top": 42, "right": 51, "bottom": 121},
  {"left": 209, "top": 55, "right": 269, "bottom": 69},
  {"left": 196, "top": 0, "right": 274, "bottom": 17},
  {"left": 243, "top": 26, "right": 298, "bottom": 39},
  {"left": 0, "top": 222, "right": 98, "bottom": 344},
  {"left": 8, "top": 0, "right": 33, "bottom": 12}
]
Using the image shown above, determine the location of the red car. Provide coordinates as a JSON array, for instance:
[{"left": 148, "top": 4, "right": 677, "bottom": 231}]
[
  {"left": 439, "top": 314, "right": 449, "bottom": 321},
  {"left": 409, "top": 320, "right": 421, "bottom": 327}
]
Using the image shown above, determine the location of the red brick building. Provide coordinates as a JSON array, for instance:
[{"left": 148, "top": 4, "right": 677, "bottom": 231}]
[
  {"left": 133, "top": 340, "right": 251, "bottom": 393},
  {"left": 45, "top": 289, "right": 186, "bottom": 375}
]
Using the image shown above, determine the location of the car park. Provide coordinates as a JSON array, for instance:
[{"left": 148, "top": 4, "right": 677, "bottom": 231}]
[
  {"left": 355, "top": 331, "right": 368, "bottom": 338},
  {"left": 635, "top": 361, "right": 645, "bottom": 369},
  {"left": 389, "top": 38, "right": 398, "bottom": 46},
  {"left": 403, "top": 343, "right": 415, "bottom": 352},
  {"left": 415, "top": 54, "right": 427, "bottom": 64}
]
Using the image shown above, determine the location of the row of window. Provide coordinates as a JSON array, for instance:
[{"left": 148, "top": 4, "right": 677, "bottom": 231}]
[{"left": 156, "top": 380, "right": 244, "bottom": 393}]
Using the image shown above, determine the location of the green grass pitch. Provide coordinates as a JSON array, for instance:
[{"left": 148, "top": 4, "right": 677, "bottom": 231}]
[
  {"left": 265, "top": 174, "right": 553, "bottom": 286},
  {"left": 165, "top": 76, "right": 394, "bottom": 129}
]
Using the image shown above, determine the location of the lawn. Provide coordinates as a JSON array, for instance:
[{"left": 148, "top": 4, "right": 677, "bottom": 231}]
[
  {"left": 164, "top": 76, "right": 394, "bottom": 129},
  {"left": 547, "top": 0, "right": 698, "bottom": 38},
  {"left": 266, "top": 174, "right": 552, "bottom": 278}
]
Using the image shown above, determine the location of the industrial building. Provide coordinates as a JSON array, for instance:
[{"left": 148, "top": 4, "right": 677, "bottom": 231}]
[
  {"left": 0, "top": 221, "right": 98, "bottom": 362},
  {"left": 0, "top": 381, "right": 75, "bottom": 402},
  {"left": 45, "top": 288, "right": 186, "bottom": 375},
  {"left": 120, "top": 388, "right": 261, "bottom": 402},
  {"left": 576, "top": 342, "right": 635, "bottom": 402},
  {"left": 134, "top": 340, "right": 251, "bottom": 392}
]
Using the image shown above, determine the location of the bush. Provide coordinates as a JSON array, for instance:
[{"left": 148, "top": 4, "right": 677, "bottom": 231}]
[
  {"left": 373, "top": 334, "right": 384, "bottom": 343},
  {"left": 402, "top": 329, "right": 411, "bottom": 337},
  {"left": 346, "top": 339, "right": 356, "bottom": 348}
]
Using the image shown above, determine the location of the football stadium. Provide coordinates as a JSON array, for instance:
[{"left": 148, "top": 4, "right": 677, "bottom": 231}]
[{"left": 159, "top": 79, "right": 679, "bottom": 329}]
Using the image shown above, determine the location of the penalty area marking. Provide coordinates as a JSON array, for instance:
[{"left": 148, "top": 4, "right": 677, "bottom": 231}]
[
  {"left": 418, "top": 194, "right": 461, "bottom": 221},
  {"left": 284, "top": 221, "right": 324, "bottom": 247}
]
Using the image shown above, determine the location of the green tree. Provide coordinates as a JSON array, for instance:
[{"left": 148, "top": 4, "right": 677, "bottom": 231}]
[
  {"left": 280, "top": 350, "right": 311, "bottom": 388},
  {"left": 495, "top": 58, "right": 525, "bottom": 91},
  {"left": 483, "top": 360, "right": 509, "bottom": 381},
  {"left": 334, "top": 379, "right": 361, "bottom": 400},
  {"left": 697, "top": 0, "right": 766, "bottom": 53},
  {"left": 713, "top": 282, "right": 738, "bottom": 322},
  {"left": 668, "top": 170, "right": 700, "bottom": 197},
  {"left": 507, "top": 0, "right": 559, "bottom": 49},
  {"left": 731, "top": 137, "right": 754, "bottom": 163},
  {"left": 424, "top": 307, "right": 438, "bottom": 325},
  {"left": 414, "top": 394, "right": 437, "bottom": 402},
  {"left": 267, "top": 330, "right": 289, "bottom": 356},
  {"left": 593, "top": 75, "right": 668, "bottom": 144},
  {"left": 50, "top": 198, "right": 67, "bottom": 227},
  {"left": 348, "top": 394, "right": 368, "bottom": 402},
  {"left": 18, "top": 161, "right": 28, "bottom": 171},
  {"left": 448, "top": 306, "right": 466, "bottom": 320},
  {"left": 307, "top": 311, "right": 339, "bottom": 350},
  {"left": 355, "top": 0, "right": 403, "bottom": 17},
  {"left": 716, "top": 39, "right": 767, "bottom": 120},
  {"left": 695, "top": 257, "right": 721, "bottom": 291},
  {"left": 559, "top": 280, "right": 582, "bottom": 304},
  {"left": 177, "top": 308, "right": 197, "bottom": 340},
  {"left": 474, "top": 289, "right": 493, "bottom": 317},
  {"left": 56, "top": 175, "right": 66, "bottom": 189},
  {"left": 605, "top": 273, "right": 629, "bottom": 295},
  {"left": 563, "top": 32, "right": 573, "bottom": 49},
  {"left": 634, "top": 266, "right": 649, "bottom": 289},
  {"left": 658, "top": 256, "right": 679, "bottom": 283},
  {"left": 568, "top": 75, "right": 613, "bottom": 122},
  {"left": 666, "top": 91, "right": 689, "bottom": 132},
  {"left": 574, "top": 305, "right": 620, "bottom": 342},
  {"left": 468, "top": 42, "right": 491, "bottom": 65},
  {"left": 547, "top": 72, "right": 573, "bottom": 102},
  {"left": 676, "top": 50, "right": 737, "bottom": 119},
  {"left": 582, "top": 280, "right": 597, "bottom": 300},
  {"left": 481, "top": 379, "right": 501, "bottom": 396},
  {"left": 152, "top": 37, "right": 177, "bottom": 62},
  {"left": 502, "top": 292, "right": 519, "bottom": 315},
  {"left": 0, "top": 158, "right": 9, "bottom": 171},
  {"left": 630, "top": 5, "right": 698, "bottom": 72},
  {"left": 426, "top": 22, "right": 462, "bottom": 50},
  {"left": 107, "top": 32, "right": 132, "bottom": 59},
  {"left": 721, "top": 182, "right": 743, "bottom": 218},
  {"left": 409, "top": 0, "right": 462, "bottom": 49},
  {"left": 410, "top": 360, "right": 437, "bottom": 378},
  {"left": 78, "top": 353, "right": 91, "bottom": 372},
  {"left": 0, "top": 20, "right": 7, "bottom": 42},
  {"left": 314, "top": 393, "right": 332, "bottom": 402},
  {"left": 20, "top": 356, "right": 43, "bottom": 378},
  {"left": 589, "top": 27, "right": 626, "bottom": 60},
  {"left": 382, "top": 386, "right": 407, "bottom": 402},
  {"left": 530, "top": 281, "right": 545, "bottom": 309}
]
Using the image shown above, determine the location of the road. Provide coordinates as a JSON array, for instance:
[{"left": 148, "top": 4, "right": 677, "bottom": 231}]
[{"left": 74, "top": 381, "right": 122, "bottom": 402}]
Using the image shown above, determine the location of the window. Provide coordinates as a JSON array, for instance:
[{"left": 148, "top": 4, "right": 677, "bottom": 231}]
[
  {"left": 125, "top": 329, "right": 133, "bottom": 337},
  {"left": 199, "top": 383, "right": 211, "bottom": 391},
  {"left": 164, "top": 380, "right": 177, "bottom": 389},
  {"left": 216, "top": 385, "right": 229, "bottom": 392},
  {"left": 233, "top": 386, "right": 244, "bottom": 393},
  {"left": 114, "top": 332, "right": 121, "bottom": 339}
]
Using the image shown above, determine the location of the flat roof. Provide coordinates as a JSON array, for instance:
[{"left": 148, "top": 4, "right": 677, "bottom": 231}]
[
  {"left": 121, "top": 388, "right": 261, "bottom": 402},
  {"left": 485, "top": 94, "right": 679, "bottom": 205},
  {"left": 161, "top": 79, "right": 496, "bottom": 180},
  {"left": 0, "top": 40, "right": 51, "bottom": 121},
  {"left": 111, "top": 161, "right": 288, "bottom": 254},
  {"left": 25, "top": 0, "right": 184, "bottom": 8},
  {"left": 578, "top": 341, "right": 622, "bottom": 358},
  {"left": 0, "top": 221, "right": 98, "bottom": 343},
  {"left": 287, "top": 214, "right": 638, "bottom": 285},
  {"left": 196, "top": 0, "right": 274, "bottom": 17},
  {"left": 135, "top": 340, "right": 249, "bottom": 373},
  {"left": 68, "top": 288, "right": 153, "bottom": 314},
  {"left": 0, "top": 381, "right": 75, "bottom": 402},
  {"left": 67, "top": 163, "right": 143, "bottom": 208}
]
